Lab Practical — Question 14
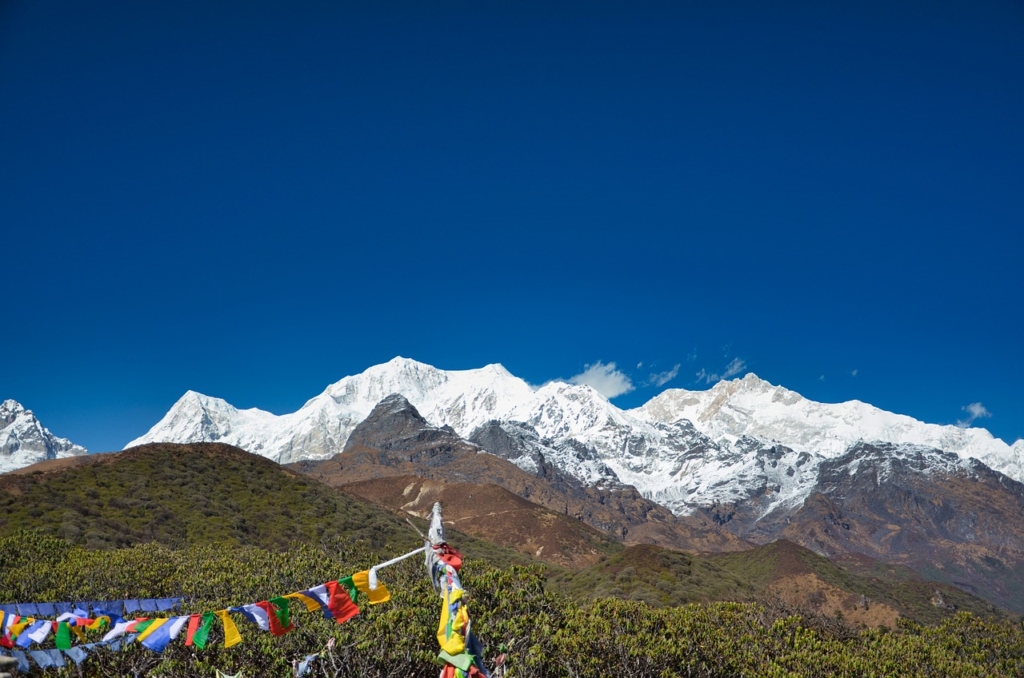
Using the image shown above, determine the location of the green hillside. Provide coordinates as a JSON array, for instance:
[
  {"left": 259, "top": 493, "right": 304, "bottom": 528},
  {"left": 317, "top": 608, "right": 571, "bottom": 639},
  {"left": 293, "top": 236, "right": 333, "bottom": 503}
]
[
  {"left": 3, "top": 444, "right": 1024, "bottom": 676},
  {"left": 554, "top": 543, "right": 758, "bottom": 607},
  {"left": 711, "top": 540, "right": 1005, "bottom": 625},
  {"left": 3, "top": 532, "right": 1024, "bottom": 677},
  {"left": 0, "top": 443, "right": 532, "bottom": 568}
]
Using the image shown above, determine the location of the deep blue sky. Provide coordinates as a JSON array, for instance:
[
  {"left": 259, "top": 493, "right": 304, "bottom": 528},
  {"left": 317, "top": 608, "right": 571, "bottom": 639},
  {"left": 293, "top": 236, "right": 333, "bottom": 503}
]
[{"left": 2, "top": 0, "right": 1021, "bottom": 453}]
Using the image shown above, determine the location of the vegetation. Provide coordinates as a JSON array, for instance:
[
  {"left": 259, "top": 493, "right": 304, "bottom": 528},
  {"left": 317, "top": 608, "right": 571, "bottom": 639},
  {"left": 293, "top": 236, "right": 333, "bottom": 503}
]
[
  {"left": 0, "top": 445, "right": 421, "bottom": 551},
  {"left": 3, "top": 532, "right": 1024, "bottom": 677},
  {"left": 553, "top": 543, "right": 758, "bottom": 608},
  {"left": 711, "top": 541, "right": 1005, "bottom": 625},
  {"left": 3, "top": 444, "right": 1022, "bottom": 675}
]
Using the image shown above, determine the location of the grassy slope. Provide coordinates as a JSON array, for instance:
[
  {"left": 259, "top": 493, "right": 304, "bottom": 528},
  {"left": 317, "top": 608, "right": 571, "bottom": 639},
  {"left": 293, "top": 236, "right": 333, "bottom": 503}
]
[
  {"left": 710, "top": 540, "right": 1005, "bottom": 624},
  {"left": 554, "top": 543, "right": 758, "bottom": 608},
  {"left": 0, "top": 443, "right": 537, "bottom": 568},
  {"left": 3, "top": 532, "right": 1023, "bottom": 678},
  {"left": 558, "top": 541, "right": 1007, "bottom": 625}
]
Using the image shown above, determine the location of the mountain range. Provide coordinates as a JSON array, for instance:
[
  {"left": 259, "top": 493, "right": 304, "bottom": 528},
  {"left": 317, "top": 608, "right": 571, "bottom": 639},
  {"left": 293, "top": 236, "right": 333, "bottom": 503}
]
[
  {"left": 6, "top": 357, "right": 1024, "bottom": 612},
  {"left": 125, "top": 357, "right": 1024, "bottom": 515},
  {"left": 0, "top": 399, "right": 87, "bottom": 474}
]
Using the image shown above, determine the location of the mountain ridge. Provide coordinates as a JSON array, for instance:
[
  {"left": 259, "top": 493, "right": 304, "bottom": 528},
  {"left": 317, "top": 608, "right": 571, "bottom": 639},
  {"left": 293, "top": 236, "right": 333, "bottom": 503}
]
[
  {"left": 0, "top": 399, "right": 88, "bottom": 474},
  {"left": 123, "top": 358, "right": 1023, "bottom": 522}
]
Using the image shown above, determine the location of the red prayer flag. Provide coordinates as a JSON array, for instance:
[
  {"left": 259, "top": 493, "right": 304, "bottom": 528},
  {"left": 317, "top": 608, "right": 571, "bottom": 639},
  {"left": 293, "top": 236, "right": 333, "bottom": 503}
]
[
  {"left": 255, "top": 601, "right": 293, "bottom": 637},
  {"left": 184, "top": 614, "right": 202, "bottom": 647},
  {"left": 324, "top": 581, "right": 360, "bottom": 624}
]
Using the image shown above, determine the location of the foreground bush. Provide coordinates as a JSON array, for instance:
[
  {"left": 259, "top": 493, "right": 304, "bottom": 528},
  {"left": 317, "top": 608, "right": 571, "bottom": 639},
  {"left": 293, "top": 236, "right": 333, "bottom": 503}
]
[{"left": 2, "top": 532, "right": 1023, "bottom": 677}]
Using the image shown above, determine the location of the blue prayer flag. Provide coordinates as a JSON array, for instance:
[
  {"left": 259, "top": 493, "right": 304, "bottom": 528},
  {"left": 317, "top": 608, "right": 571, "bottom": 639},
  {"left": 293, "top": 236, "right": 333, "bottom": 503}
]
[
  {"left": 46, "top": 649, "right": 65, "bottom": 668},
  {"left": 158, "top": 597, "right": 180, "bottom": 611},
  {"left": 64, "top": 646, "right": 89, "bottom": 664},
  {"left": 16, "top": 603, "right": 38, "bottom": 617},
  {"left": 10, "top": 650, "right": 30, "bottom": 673},
  {"left": 28, "top": 650, "right": 54, "bottom": 668}
]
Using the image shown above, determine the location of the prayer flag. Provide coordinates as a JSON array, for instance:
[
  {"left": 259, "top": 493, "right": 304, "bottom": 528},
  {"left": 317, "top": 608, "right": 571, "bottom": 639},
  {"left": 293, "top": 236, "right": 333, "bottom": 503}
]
[
  {"left": 216, "top": 610, "right": 242, "bottom": 648},
  {"left": 337, "top": 576, "right": 358, "bottom": 602},
  {"left": 192, "top": 612, "right": 215, "bottom": 650},
  {"left": 64, "top": 646, "right": 89, "bottom": 665},
  {"left": 16, "top": 620, "right": 50, "bottom": 648},
  {"left": 141, "top": 616, "right": 187, "bottom": 653},
  {"left": 55, "top": 622, "right": 72, "bottom": 650},
  {"left": 256, "top": 599, "right": 293, "bottom": 637},
  {"left": 240, "top": 605, "right": 270, "bottom": 631},
  {"left": 351, "top": 571, "right": 390, "bottom": 605},
  {"left": 102, "top": 620, "right": 132, "bottom": 642},
  {"left": 28, "top": 649, "right": 54, "bottom": 668},
  {"left": 9, "top": 650, "right": 29, "bottom": 673},
  {"left": 135, "top": 618, "right": 167, "bottom": 643},
  {"left": 184, "top": 614, "right": 201, "bottom": 647},
  {"left": 324, "top": 582, "right": 360, "bottom": 624}
]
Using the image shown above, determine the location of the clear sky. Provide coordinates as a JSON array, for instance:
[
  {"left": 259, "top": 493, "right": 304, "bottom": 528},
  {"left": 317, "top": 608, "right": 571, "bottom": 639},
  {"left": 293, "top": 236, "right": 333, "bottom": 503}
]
[{"left": 2, "top": 0, "right": 1021, "bottom": 453}]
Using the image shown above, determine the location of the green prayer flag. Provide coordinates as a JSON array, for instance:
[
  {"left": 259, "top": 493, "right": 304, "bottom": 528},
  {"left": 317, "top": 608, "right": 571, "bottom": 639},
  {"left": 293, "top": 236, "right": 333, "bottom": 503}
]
[
  {"left": 55, "top": 622, "right": 72, "bottom": 650},
  {"left": 438, "top": 650, "right": 474, "bottom": 671},
  {"left": 338, "top": 575, "right": 358, "bottom": 602},
  {"left": 269, "top": 597, "right": 291, "bottom": 630},
  {"left": 193, "top": 612, "right": 216, "bottom": 650}
]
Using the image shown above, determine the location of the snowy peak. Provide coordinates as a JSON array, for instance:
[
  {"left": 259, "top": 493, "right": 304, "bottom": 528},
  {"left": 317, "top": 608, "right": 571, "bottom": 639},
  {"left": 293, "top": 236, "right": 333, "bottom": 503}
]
[
  {"left": 127, "top": 358, "right": 538, "bottom": 464},
  {"left": 634, "top": 374, "right": 1020, "bottom": 481},
  {"left": 1, "top": 398, "right": 27, "bottom": 423},
  {"left": 0, "top": 399, "right": 88, "bottom": 474}
]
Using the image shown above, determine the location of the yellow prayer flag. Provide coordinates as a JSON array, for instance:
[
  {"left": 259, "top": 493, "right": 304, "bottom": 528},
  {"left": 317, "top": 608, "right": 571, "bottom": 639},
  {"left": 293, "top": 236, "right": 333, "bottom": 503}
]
[
  {"left": 351, "top": 571, "right": 370, "bottom": 594},
  {"left": 136, "top": 617, "right": 168, "bottom": 642},
  {"left": 284, "top": 592, "right": 322, "bottom": 614},
  {"left": 216, "top": 610, "right": 242, "bottom": 648},
  {"left": 352, "top": 570, "right": 391, "bottom": 604},
  {"left": 10, "top": 620, "right": 32, "bottom": 638},
  {"left": 367, "top": 583, "right": 391, "bottom": 605}
]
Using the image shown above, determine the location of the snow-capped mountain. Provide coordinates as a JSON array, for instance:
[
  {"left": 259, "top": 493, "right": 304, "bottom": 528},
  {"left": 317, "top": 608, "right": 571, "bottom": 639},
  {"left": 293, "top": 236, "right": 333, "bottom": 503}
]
[
  {"left": 127, "top": 357, "right": 1024, "bottom": 518},
  {"left": 127, "top": 360, "right": 536, "bottom": 465},
  {"left": 636, "top": 373, "right": 1024, "bottom": 484},
  {"left": 0, "top": 400, "right": 88, "bottom": 473}
]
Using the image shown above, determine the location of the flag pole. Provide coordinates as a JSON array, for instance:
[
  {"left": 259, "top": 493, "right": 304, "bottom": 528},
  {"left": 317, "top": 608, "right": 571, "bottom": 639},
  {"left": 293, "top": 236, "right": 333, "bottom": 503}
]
[{"left": 425, "top": 502, "right": 491, "bottom": 678}]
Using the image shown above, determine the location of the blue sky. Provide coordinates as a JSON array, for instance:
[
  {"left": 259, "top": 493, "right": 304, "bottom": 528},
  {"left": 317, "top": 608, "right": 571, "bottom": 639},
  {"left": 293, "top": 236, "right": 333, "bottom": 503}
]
[{"left": 1, "top": 0, "right": 1021, "bottom": 453}]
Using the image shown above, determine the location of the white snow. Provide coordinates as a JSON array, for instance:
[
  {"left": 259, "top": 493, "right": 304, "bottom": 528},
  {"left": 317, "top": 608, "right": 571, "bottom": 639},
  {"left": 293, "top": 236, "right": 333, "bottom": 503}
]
[
  {"left": 0, "top": 399, "right": 88, "bottom": 474},
  {"left": 124, "top": 360, "right": 1024, "bottom": 517}
]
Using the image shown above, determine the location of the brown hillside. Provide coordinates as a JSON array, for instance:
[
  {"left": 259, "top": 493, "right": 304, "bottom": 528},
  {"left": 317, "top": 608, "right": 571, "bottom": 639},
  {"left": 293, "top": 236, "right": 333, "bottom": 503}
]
[
  {"left": 344, "top": 475, "right": 619, "bottom": 568},
  {"left": 289, "top": 395, "right": 747, "bottom": 557}
]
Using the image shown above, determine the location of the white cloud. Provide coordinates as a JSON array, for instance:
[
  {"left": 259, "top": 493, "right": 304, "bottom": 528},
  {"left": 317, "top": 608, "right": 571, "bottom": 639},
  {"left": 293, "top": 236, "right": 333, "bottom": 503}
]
[
  {"left": 851, "top": 369, "right": 858, "bottom": 377},
  {"left": 568, "top": 361, "right": 635, "bottom": 399},
  {"left": 819, "top": 375, "right": 826, "bottom": 381},
  {"left": 647, "top": 364, "right": 681, "bottom": 387},
  {"left": 637, "top": 361, "right": 643, "bottom": 369},
  {"left": 957, "top": 402, "right": 992, "bottom": 428},
  {"left": 695, "top": 357, "right": 748, "bottom": 385},
  {"left": 721, "top": 358, "right": 747, "bottom": 379}
]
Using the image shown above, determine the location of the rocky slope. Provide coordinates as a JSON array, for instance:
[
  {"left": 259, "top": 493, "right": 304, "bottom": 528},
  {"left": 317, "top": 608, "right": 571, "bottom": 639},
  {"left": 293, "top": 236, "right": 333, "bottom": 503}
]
[
  {"left": 748, "top": 442, "right": 1024, "bottom": 613},
  {"left": 0, "top": 399, "right": 87, "bottom": 474},
  {"left": 289, "top": 394, "right": 745, "bottom": 563}
]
